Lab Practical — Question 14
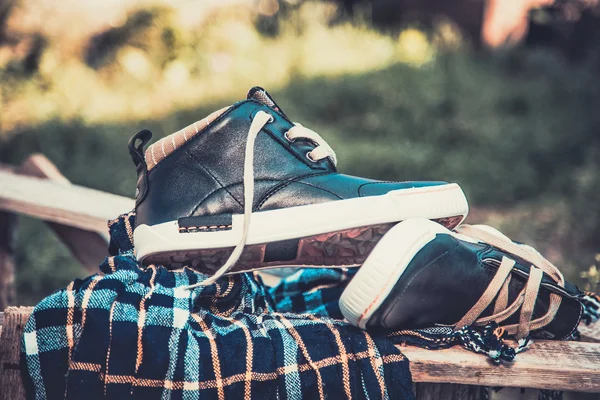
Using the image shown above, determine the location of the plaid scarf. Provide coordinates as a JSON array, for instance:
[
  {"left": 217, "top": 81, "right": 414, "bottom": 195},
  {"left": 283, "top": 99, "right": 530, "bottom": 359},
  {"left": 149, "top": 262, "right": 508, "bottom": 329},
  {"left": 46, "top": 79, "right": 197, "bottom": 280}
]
[{"left": 20, "top": 213, "right": 415, "bottom": 400}]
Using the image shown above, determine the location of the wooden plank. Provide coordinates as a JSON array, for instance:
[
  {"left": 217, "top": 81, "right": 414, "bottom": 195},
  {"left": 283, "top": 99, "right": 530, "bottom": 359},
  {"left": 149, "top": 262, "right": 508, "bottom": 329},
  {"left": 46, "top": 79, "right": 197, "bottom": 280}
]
[
  {"left": 0, "top": 212, "right": 16, "bottom": 310},
  {"left": 0, "top": 168, "right": 134, "bottom": 233},
  {"left": 401, "top": 339, "right": 600, "bottom": 393},
  {"left": 19, "top": 155, "right": 112, "bottom": 271},
  {"left": 0, "top": 307, "right": 33, "bottom": 400},
  {"left": 579, "top": 322, "right": 600, "bottom": 343},
  {"left": 18, "top": 155, "right": 70, "bottom": 185},
  {"left": 1, "top": 307, "right": 600, "bottom": 394},
  {"left": 415, "top": 383, "right": 486, "bottom": 400}
]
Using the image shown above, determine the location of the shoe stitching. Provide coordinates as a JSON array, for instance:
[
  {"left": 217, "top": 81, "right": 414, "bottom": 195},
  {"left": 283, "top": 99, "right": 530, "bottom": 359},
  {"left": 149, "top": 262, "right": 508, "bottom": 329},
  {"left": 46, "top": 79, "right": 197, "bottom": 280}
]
[
  {"left": 190, "top": 174, "right": 330, "bottom": 216},
  {"left": 561, "top": 304, "right": 583, "bottom": 340},
  {"left": 186, "top": 150, "right": 244, "bottom": 212},
  {"left": 179, "top": 224, "right": 232, "bottom": 233},
  {"left": 256, "top": 179, "right": 344, "bottom": 210},
  {"left": 189, "top": 182, "right": 273, "bottom": 217},
  {"left": 255, "top": 171, "right": 335, "bottom": 210},
  {"left": 145, "top": 101, "right": 248, "bottom": 176}
]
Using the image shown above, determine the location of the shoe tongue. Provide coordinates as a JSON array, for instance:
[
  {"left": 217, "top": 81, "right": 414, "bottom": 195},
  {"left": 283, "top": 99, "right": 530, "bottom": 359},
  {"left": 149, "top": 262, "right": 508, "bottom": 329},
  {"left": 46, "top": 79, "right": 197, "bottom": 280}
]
[{"left": 247, "top": 86, "right": 289, "bottom": 119}]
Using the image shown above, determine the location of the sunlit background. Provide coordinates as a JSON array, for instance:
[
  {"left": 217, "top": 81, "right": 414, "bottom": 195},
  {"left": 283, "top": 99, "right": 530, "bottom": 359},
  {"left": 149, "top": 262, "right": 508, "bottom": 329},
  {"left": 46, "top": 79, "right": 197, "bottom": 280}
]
[{"left": 1, "top": 0, "right": 599, "bottom": 304}]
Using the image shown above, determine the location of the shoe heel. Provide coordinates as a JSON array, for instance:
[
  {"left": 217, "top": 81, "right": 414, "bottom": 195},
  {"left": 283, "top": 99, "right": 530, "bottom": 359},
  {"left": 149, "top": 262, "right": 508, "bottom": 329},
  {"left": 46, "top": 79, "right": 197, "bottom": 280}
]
[{"left": 339, "top": 218, "right": 449, "bottom": 329}]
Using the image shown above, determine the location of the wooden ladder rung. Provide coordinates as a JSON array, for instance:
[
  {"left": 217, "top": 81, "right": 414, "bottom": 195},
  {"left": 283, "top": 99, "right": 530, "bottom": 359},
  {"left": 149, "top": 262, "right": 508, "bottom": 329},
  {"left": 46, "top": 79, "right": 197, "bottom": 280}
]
[{"left": 0, "top": 169, "right": 133, "bottom": 234}]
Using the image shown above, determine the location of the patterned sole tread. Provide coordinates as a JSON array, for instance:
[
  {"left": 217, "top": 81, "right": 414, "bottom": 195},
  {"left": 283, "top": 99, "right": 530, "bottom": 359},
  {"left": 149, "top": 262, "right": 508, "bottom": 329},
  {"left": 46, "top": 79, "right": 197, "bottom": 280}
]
[{"left": 144, "top": 215, "right": 464, "bottom": 274}]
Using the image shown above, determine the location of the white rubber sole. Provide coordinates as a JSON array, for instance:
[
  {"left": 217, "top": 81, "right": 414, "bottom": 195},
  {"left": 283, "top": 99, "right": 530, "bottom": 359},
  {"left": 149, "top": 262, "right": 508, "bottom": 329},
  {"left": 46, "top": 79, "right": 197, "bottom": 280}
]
[
  {"left": 134, "top": 183, "right": 467, "bottom": 266},
  {"left": 339, "top": 218, "right": 450, "bottom": 330}
]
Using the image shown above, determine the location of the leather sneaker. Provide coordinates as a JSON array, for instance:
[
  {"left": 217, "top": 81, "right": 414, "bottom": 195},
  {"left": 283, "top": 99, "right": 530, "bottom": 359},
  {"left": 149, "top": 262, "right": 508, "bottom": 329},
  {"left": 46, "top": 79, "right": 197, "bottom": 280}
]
[
  {"left": 340, "top": 218, "right": 583, "bottom": 340},
  {"left": 128, "top": 87, "right": 469, "bottom": 284}
]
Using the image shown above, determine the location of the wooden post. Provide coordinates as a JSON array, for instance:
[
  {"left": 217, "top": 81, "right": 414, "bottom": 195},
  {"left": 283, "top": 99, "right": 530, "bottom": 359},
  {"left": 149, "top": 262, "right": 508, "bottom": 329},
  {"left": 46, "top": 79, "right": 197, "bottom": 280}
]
[
  {"left": 0, "top": 307, "right": 33, "bottom": 400},
  {"left": 0, "top": 211, "right": 16, "bottom": 310}
]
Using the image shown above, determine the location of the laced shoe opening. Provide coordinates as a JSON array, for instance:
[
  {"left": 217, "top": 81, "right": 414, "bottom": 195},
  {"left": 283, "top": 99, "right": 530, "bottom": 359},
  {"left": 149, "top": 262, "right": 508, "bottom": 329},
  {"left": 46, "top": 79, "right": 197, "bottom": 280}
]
[{"left": 453, "top": 224, "right": 566, "bottom": 340}]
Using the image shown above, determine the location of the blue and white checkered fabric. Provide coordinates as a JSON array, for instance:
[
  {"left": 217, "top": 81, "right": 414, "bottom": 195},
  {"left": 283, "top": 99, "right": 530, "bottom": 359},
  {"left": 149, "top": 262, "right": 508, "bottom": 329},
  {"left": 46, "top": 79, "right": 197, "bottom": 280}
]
[{"left": 21, "top": 213, "right": 415, "bottom": 399}]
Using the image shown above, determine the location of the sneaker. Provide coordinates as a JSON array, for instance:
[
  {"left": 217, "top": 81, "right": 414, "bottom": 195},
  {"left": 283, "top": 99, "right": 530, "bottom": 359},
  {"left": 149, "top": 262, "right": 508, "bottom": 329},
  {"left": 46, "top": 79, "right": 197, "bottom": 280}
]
[
  {"left": 340, "top": 218, "right": 583, "bottom": 340},
  {"left": 128, "top": 87, "right": 469, "bottom": 285}
]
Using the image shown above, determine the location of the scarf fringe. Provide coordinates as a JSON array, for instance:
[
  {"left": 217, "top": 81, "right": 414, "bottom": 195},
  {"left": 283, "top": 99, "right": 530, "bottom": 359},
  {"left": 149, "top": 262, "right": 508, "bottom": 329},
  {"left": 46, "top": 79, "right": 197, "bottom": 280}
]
[
  {"left": 394, "top": 322, "right": 532, "bottom": 363},
  {"left": 580, "top": 291, "right": 600, "bottom": 325}
]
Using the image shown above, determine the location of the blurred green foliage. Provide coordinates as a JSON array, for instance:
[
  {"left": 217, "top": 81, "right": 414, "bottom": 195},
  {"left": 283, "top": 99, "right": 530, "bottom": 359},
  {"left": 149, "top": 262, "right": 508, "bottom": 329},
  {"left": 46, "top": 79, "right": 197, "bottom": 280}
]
[
  {"left": 0, "top": 2, "right": 599, "bottom": 304},
  {"left": 581, "top": 254, "right": 600, "bottom": 293}
]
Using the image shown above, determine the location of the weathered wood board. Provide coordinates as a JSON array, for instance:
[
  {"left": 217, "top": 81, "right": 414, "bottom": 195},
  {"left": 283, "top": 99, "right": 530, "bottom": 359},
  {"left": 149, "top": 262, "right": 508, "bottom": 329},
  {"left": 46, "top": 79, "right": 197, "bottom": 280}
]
[
  {"left": 0, "top": 169, "right": 133, "bottom": 234},
  {"left": 1, "top": 308, "right": 600, "bottom": 399},
  {"left": 402, "top": 340, "right": 600, "bottom": 393}
]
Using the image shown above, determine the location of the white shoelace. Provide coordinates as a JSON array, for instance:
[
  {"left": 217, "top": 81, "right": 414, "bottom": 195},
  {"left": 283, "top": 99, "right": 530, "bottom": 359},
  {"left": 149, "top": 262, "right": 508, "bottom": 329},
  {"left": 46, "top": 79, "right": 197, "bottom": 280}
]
[
  {"left": 185, "top": 111, "right": 337, "bottom": 289},
  {"left": 453, "top": 224, "right": 565, "bottom": 339},
  {"left": 286, "top": 123, "right": 337, "bottom": 166}
]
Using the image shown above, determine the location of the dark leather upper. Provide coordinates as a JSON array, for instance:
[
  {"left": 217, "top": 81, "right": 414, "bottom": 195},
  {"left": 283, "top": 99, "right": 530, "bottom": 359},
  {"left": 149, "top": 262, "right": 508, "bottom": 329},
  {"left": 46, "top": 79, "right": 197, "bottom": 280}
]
[
  {"left": 133, "top": 99, "right": 448, "bottom": 227},
  {"left": 366, "top": 234, "right": 583, "bottom": 340}
]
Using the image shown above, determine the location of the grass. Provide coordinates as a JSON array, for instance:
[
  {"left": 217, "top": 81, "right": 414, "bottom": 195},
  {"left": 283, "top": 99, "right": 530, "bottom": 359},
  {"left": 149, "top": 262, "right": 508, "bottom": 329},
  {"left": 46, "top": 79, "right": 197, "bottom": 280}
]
[{"left": 1, "top": 2, "right": 599, "bottom": 304}]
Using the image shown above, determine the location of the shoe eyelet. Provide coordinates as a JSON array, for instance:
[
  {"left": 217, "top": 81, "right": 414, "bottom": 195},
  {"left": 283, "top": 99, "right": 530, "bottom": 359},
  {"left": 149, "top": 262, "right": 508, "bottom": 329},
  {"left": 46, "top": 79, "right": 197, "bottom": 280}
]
[
  {"left": 284, "top": 131, "right": 294, "bottom": 142},
  {"left": 251, "top": 110, "right": 275, "bottom": 123},
  {"left": 305, "top": 151, "right": 317, "bottom": 162}
]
